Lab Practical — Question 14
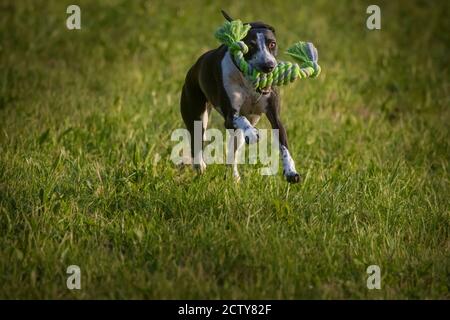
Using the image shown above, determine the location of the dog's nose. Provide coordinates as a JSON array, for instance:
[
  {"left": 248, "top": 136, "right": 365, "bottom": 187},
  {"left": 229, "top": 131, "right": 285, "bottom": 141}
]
[{"left": 260, "top": 62, "right": 276, "bottom": 73}]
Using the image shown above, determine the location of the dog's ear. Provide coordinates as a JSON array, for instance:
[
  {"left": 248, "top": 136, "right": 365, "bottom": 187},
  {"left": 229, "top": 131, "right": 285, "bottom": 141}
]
[{"left": 221, "top": 10, "right": 234, "bottom": 22}]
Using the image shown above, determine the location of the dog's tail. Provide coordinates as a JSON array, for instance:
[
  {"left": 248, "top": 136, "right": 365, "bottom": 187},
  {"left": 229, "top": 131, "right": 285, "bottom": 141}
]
[{"left": 221, "top": 10, "right": 233, "bottom": 22}]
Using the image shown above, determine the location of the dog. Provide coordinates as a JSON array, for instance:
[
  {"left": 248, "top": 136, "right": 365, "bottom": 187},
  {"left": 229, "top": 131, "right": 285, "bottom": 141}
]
[{"left": 180, "top": 10, "right": 300, "bottom": 183}]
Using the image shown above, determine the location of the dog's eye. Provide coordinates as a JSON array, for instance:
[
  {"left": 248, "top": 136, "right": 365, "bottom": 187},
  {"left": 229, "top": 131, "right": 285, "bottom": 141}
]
[{"left": 268, "top": 42, "right": 276, "bottom": 49}]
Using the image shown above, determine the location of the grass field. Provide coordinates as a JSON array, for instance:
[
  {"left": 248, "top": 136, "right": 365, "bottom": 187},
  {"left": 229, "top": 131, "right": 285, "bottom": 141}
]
[{"left": 0, "top": 0, "right": 449, "bottom": 299}]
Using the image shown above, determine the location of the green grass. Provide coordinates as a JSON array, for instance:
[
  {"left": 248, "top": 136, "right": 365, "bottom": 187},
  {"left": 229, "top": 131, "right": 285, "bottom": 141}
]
[{"left": 0, "top": 0, "right": 449, "bottom": 299}]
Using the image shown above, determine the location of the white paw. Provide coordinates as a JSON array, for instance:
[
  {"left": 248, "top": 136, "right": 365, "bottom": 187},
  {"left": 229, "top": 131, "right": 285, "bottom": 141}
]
[
  {"left": 232, "top": 167, "right": 241, "bottom": 182},
  {"left": 244, "top": 127, "right": 259, "bottom": 144},
  {"left": 193, "top": 160, "right": 206, "bottom": 174}
]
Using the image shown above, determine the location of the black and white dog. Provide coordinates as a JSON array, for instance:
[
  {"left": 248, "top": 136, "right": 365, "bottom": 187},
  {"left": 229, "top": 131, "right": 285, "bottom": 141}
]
[{"left": 180, "top": 10, "right": 300, "bottom": 183}]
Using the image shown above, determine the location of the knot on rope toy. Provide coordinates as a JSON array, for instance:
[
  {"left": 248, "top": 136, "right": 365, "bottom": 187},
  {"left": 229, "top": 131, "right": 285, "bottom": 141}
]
[{"left": 214, "top": 20, "right": 321, "bottom": 91}]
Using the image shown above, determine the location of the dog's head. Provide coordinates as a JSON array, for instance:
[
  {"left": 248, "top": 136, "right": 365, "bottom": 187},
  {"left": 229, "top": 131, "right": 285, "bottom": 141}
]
[{"left": 222, "top": 10, "right": 277, "bottom": 74}]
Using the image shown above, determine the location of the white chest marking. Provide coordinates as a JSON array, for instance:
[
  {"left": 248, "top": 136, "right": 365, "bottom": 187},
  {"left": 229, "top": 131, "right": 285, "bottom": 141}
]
[{"left": 221, "top": 51, "right": 268, "bottom": 116}]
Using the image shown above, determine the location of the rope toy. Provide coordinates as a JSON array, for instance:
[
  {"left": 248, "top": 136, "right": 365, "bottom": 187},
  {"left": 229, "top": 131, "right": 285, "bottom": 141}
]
[{"left": 215, "top": 20, "right": 321, "bottom": 91}]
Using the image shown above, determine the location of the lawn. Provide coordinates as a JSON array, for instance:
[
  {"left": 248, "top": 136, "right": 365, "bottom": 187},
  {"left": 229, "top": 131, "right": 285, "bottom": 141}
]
[{"left": 0, "top": 0, "right": 448, "bottom": 299}]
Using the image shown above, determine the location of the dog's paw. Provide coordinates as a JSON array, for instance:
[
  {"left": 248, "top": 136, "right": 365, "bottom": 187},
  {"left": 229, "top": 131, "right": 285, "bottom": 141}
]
[
  {"left": 284, "top": 172, "right": 301, "bottom": 184},
  {"left": 244, "top": 127, "right": 259, "bottom": 144},
  {"left": 224, "top": 166, "right": 241, "bottom": 183},
  {"left": 193, "top": 161, "right": 206, "bottom": 174}
]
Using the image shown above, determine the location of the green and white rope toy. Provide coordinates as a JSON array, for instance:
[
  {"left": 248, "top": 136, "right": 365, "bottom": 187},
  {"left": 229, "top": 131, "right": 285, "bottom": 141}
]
[{"left": 215, "top": 19, "right": 321, "bottom": 91}]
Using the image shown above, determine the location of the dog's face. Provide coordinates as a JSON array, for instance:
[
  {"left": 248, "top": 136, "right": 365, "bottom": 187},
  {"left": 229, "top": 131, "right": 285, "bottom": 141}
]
[{"left": 242, "top": 23, "right": 278, "bottom": 73}]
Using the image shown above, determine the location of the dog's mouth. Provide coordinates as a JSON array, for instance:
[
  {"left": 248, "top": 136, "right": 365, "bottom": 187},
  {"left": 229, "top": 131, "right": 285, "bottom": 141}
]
[
  {"left": 255, "top": 66, "right": 276, "bottom": 75},
  {"left": 257, "top": 87, "right": 271, "bottom": 95}
]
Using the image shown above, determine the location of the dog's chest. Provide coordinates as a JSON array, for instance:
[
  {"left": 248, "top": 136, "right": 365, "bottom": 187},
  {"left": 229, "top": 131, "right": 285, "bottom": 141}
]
[{"left": 221, "top": 52, "right": 268, "bottom": 116}]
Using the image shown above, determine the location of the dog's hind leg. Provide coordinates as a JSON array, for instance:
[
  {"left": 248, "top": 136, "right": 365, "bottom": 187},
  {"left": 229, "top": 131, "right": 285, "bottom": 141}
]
[{"left": 180, "top": 82, "right": 208, "bottom": 174}]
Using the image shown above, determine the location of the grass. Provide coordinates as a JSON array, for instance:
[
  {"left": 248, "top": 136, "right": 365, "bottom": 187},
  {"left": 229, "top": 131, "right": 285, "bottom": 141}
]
[{"left": 0, "top": 0, "right": 449, "bottom": 299}]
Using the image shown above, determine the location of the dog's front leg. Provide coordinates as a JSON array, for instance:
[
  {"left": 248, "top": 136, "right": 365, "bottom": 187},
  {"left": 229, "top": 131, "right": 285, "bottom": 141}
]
[
  {"left": 226, "top": 128, "right": 245, "bottom": 181},
  {"left": 265, "top": 92, "right": 301, "bottom": 184},
  {"left": 224, "top": 113, "right": 254, "bottom": 182},
  {"left": 230, "top": 114, "right": 259, "bottom": 144}
]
